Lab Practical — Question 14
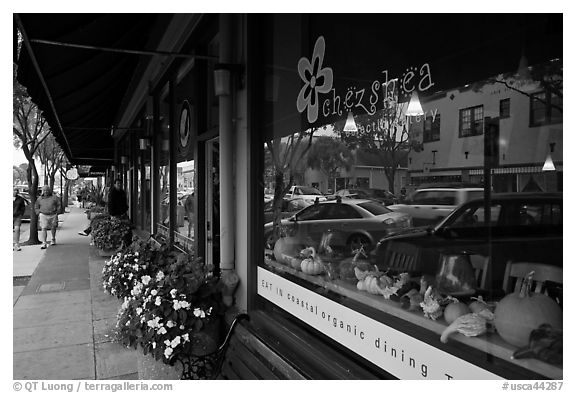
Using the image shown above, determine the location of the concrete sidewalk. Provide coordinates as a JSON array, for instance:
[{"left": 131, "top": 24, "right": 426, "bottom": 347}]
[{"left": 13, "top": 206, "right": 138, "bottom": 380}]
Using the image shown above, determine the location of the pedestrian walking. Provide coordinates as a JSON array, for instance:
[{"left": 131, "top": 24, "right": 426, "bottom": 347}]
[
  {"left": 34, "top": 185, "right": 62, "bottom": 249},
  {"left": 184, "top": 192, "right": 195, "bottom": 237},
  {"left": 13, "top": 188, "right": 26, "bottom": 251},
  {"left": 108, "top": 178, "right": 128, "bottom": 219}
]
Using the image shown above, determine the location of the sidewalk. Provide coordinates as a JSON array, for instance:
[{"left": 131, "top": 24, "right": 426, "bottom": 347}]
[{"left": 13, "top": 206, "right": 138, "bottom": 380}]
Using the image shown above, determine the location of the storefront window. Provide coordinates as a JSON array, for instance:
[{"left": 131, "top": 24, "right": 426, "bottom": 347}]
[
  {"left": 174, "top": 65, "right": 197, "bottom": 253},
  {"left": 157, "top": 84, "right": 171, "bottom": 239},
  {"left": 257, "top": 14, "right": 562, "bottom": 380}
]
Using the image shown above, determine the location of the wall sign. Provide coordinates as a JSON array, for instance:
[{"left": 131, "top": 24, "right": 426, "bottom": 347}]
[
  {"left": 258, "top": 267, "right": 502, "bottom": 380},
  {"left": 296, "top": 36, "right": 435, "bottom": 125},
  {"left": 179, "top": 100, "right": 191, "bottom": 148}
]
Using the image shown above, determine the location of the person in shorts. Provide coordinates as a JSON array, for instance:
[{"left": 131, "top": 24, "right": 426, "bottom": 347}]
[
  {"left": 34, "top": 185, "right": 61, "bottom": 249},
  {"left": 13, "top": 188, "right": 26, "bottom": 251}
]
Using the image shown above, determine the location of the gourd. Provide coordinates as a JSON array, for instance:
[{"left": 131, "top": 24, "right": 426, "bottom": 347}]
[
  {"left": 440, "top": 313, "right": 488, "bottom": 343},
  {"left": 363, "top": 275, "right": 381, "bottom": 294},
  {"left": 273, "top": 236, "right": 302, "bottom": 265},
  {"left": 300, "top": 247, "right": 324, "bottom": 275},
  {"left": 494, "top": 271, "right": 562, "bottom": 348},
  {"left": 469, "top": 296, "right": 490, "bottom": 314},
  {"left": 444, "top": 299, "right": 471, "bottom": 325}
]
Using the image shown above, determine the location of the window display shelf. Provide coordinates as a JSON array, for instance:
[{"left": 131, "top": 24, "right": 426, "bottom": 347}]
[{"left": 263, "top": 258, "right": 562, "bottom": 380}]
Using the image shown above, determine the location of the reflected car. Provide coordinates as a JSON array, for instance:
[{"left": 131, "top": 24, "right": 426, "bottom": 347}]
[
  {"left": 264, "top": 198, "right": 312, "bottom": 224},
  {"left": 285, "top": 185, "right": 327, "bottom": 202},
  {"left": 264, "top": 198, "right": 412, "bottom": 254},
  {"left": 387, "top": 187, "right": 484, "bottom": 227},
  {"left": 372, "top": 192, "right": 562, "bottom": 292},
  {"left": 335, "top": 188, "right": 398, "bottom": 206}
]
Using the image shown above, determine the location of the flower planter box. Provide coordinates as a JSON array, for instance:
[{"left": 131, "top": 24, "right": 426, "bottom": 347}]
[
  {"left": 136, "top": 351, "right": 183, "bottom": 380},
  {"left": 136, "top": 326, "right": 222, "bottom": 380}
]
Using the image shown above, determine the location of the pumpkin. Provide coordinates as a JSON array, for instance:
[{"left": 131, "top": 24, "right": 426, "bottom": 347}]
[
  {"left": 494, "top": 271, "right": 563, "bottom": 348},
  {"left": 444, "top": 301, "right": 471, "bottom": 325},
  {"left": 469, "top": 296, "right": 490, "bottom": 314},
  {"left": 300, "top": 247, "right": 324, "bottom": 275},
  {"left": 288, "top": 256, "right": 303, "bottom": 271},
  {"left": 273, "top": 236, "right": 303, "bottom": 265}
]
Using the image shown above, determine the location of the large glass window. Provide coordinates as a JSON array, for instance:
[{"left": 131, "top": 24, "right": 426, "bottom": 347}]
[
  {"left": 157, "top": 83, "right": 171, "bottom": 239},
  {"left": 256, "top": 14, "right": 562, "bottom": 380}
]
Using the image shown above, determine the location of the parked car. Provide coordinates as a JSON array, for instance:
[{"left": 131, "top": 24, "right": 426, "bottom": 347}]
[
  {"left": 335, "top": 188, "right": 398, "bottom": 205},
  {"left": 264, "top": 198, "right": 312, "bottom": 224},
  {"left": 265, "top": 198, "right": 412, "bottom": 254},
  {"left": 285, "top": 185, "right": 327, "bottom": 203},
  {"left": 372, "top": 192, "right": 562, "bottom": 293},
  {"left": 387, "top": 187, "right": 484, "bottom": 226}
]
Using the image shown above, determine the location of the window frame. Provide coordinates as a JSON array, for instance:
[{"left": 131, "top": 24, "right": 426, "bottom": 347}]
[
  {"left": 529, "top": 90, "right": 562, "bottom": 127},
  {"left": 458, "top": 105, "right": 484, "bottom": 137},
  {"left": 499, "top": 98, "right": 510, "bottom": 119}
]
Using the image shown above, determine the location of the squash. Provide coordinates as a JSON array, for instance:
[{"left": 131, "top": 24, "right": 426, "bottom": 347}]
[
  {"left": 440, "top": 313, "right": 488, "bottom": 343},
  {"left": 494, "top": 271, "right": 563, "bottom": 348},
  {"left": 469, "top": 296, "right": 490, "bottom": 314},
  {"left": 273, "top": 236, "right": 303, "bottom": 265},
  {"left": 364, "top": 276, "right": 382, "bottom": 295},
  {"left": 300, "top": 247, "right": 324, "bottom": 275},
  {"left": 288, "top": 256, "right": 303, "bottom": 271},
  {"left": 444, "top": 300, "right": 471, "bottom": 325}
]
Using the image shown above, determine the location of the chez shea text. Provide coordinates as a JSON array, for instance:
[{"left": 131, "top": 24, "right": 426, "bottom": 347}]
[{"left": 261, "top": 280, "right": 455, "bottom": 379}]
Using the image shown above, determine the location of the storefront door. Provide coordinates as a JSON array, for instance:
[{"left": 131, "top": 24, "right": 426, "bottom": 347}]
[{"left": 205, "top": 137, "right": 220, "bottom": 267}]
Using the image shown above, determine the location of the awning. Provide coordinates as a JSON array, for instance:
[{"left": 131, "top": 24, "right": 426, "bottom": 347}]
[
  {"left": 14, "top": 14, "right": 165, "bottom": 165},
  {"left": 469, "top": 165, "right": 563, "bottom": 175}
]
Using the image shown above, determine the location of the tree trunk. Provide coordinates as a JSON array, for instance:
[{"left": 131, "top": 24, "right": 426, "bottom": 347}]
[
  {"left": 271, "top": 171, "right": 294, "bottom": 241},
  {"left": 25, "top": 163, "right": 41, "bottom": 245},
  {"left": 385, "top": 168, "right": 396, "bottom": 195}
]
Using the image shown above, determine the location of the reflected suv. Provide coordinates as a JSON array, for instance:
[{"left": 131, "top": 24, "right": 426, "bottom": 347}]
[{"left": 387, "top": 187, "right": 484, "bottom": 226}]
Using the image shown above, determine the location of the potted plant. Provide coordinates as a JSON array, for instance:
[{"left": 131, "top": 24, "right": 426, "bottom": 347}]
[
  {"left": 102, "top": 238, "right": 168, "bottom": 299},
  {"left": 92, "top": 216, "right": 132, "bottom": 256},
  {"left": 116, "top": 250, "right": 227, "bottom": 379}
]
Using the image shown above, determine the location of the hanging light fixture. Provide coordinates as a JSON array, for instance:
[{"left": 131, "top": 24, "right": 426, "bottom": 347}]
[
  {"left": 121, "top": 156, "right": 128, "bottom": 165},
  {"left": 405, "top": 91, "right": 424, "bottom": 117},
  {"left": 343, "top": 111, "right": 358, "bottom": 134},
  {"left": 542, "top": 143, "right": 556, "bottom": 172}
]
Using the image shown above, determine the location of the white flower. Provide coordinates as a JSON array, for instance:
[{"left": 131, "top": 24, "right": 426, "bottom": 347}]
[
  {"left": 164, "top": 340, "right": 171, "bottom": 346},
  {"left": 136, "top": 307, "right": 142, "bottom": 315},
  {"left": 179, "top": 301, "right": 190, "bottom": 310},
  {"left": 179, "top": 325, "right": 185, "bottom": 330},
  {"left": 193, "top": 308, "right": 206, "bottom": 318},
  {"left": 158, "top": 327, "right": 167, "bottom": 335},
  {"left": 151, "top": 289, "right": 158, "bottom": 296},
  {"left": 141, "top": 275, "right": 152, "bottom": 285},
  {"left": 128, "top": 273, "right": 133, "bottom": 280},
  {"left": 135, "top": 252, "right": 139, "bottom": 257},
  {"left": 170, "top": 289, "right": 178, "bottom": 298},
  {"left": 170, "top": 336, "right": 181, "bottom": 348},
  {"left": 147, "top": 316, "right": 162, "bottom": 329},
  {"left": 152, "top": 342, "right": 156, "bottom": 349},
  {"left": 166, "top": 320, "right": 175, "bottom": 328},
  {"left": 164, "top": 347, "right": 173, "bottom": 358},
  {"left": 134, "top": 258, "right": 139, "bottom": 262},
  {"left": 156, "top": 271, "right": 165, "bottom": 280},
  {"left": 172, "top": 300, "right": 181, "bottom": 311},
  {"left": 182, "top": 333, "right": 189, "bottom": 342},
  {"left": 155, "top": 296, "right": 162, "bottom": 306}
]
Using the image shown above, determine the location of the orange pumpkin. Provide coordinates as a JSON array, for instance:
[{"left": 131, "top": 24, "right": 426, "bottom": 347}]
[{"left": 494, "top": 272, "right": 562, "bottom": 348}]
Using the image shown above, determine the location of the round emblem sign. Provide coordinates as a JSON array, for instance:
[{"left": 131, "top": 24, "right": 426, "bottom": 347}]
[
  {"left": 179, "top": 101, "right": 191, "bottom": 148},
  {"left": 66, "top": 168, "right": 79, "bottom": 180}
]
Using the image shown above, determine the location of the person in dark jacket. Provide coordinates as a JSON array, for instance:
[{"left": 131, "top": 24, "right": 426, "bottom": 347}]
[
  {"left": 13, "top": 188, "right": 26, "bottom": 251},
  {"left": 108, "top": 178, "right": 128, "bottom": 218}
]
